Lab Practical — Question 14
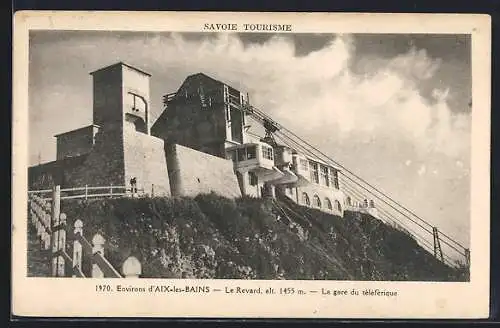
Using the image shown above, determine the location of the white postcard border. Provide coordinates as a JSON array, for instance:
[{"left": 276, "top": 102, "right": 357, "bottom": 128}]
[{"left": 12, "top": 11, "right": 491, "bottom": 319}]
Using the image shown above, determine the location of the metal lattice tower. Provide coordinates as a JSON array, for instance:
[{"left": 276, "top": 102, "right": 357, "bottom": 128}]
[{"left": 432, "top": 227, "right": 444, "bottom": 262}]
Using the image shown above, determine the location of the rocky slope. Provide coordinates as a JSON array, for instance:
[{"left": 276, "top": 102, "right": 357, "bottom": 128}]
[{"left": 27, "top": 193, "right": 468, "bottom": 281}]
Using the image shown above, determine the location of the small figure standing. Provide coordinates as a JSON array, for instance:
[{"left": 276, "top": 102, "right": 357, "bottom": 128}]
[{"left": 130, "top": 177, "right": 137, "bottom": 195}]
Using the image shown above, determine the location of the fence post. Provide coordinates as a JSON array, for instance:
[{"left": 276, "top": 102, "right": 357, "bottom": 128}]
[
  {"left": 110, "top": 183, "right": 113, "bottom": 198},
  {"left": 73, "top": 219, "right": 83, "bottom": 277},
  {"left": 85, "top": 184, "right": 88, "bottom": 200},
  {"left": 51, "top": 185, "right": 61, "bottom": 277},
  {"left": 92, "top": 233, "right": 105, "bottom": 278},
  {"left": 43, "top": 210, "right": 51, "bottom": 250},
  {"left": 122, "top": 256, "right": 141, "bottom": 278},
  {"left": 55, "top": 213, "right": 67, "bottom": 276}
]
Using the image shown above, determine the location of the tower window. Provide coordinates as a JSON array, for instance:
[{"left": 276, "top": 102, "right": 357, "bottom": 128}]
[{"left": 128, "top": 92, "right": 147, "bottom": 113}]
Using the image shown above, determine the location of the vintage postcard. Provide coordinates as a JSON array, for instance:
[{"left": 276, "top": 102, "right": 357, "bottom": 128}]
[{"left": 12, "top": 11, "right": 491, "bottom": 319}]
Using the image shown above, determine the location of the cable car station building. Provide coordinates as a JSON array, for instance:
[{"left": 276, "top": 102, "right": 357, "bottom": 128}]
[
  {"left": 29, "top": 62, "right": 378, "bottom": 218},
  {"left": 150, "top": 70, "right": 348, "bottom": 216}
]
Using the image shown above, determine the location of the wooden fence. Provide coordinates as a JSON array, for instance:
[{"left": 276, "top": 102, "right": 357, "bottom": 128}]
[
  {"left": 28, "top": 184, "right": 149, "bottom": 201},
  {"left": 28, "top": 185, "right": 142, "bottom": 278}
]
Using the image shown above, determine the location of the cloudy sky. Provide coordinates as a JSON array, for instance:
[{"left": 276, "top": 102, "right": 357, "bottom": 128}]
[{"left": 28, "top": 31, "right": 471, "bottom": 249}]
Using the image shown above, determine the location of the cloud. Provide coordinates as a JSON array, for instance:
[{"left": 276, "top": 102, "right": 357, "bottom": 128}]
[
  {"left": 179, "top": 34, "right": 470, "bottom": 161},
  {"left": 417, "top": 165, "right": 427, "bottom": 176},
  {"left": 432, "top": 87, "right": 450, "bottom": 102},
  {"left": 142, "top": 34, "right": 468, "bottom": 161}
]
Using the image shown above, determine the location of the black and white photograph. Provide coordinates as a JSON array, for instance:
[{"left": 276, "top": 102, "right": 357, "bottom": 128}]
[{"left": 12, "top": 11, "right": 491, "bottom": 319}]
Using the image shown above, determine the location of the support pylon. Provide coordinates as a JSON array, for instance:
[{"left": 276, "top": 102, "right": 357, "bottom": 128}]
[{"left": 433, "top": 227, "right": 444, "bottom": 262}]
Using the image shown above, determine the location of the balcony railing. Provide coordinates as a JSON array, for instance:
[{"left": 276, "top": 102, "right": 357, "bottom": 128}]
[{"left": 162, "top": 92, "right": 177, "bottom": 106}]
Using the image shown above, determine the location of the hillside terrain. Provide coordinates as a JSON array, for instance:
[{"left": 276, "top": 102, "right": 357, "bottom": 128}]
[{"left": 27, "top": 193, "right": 468, "bottom": 281}]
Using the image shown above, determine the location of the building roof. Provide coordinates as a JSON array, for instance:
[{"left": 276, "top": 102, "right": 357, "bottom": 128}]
[
  {"left": 151, "top": 73, "right": 227, "bottom": 130},
  {"left": 188, "top": 72, "right": 227, "bottom": 87},
  {"left": 54, "top": 124, "right": 100, "bottom": 138},
  {"left": 29, "top": 153, "right": 89, "bottom": 171},
  {"left": 182, "top": 72, "right": 247, "bottom": 93},
  {"left": 89, "top": 62, "right": 152, "bottom": 77}
]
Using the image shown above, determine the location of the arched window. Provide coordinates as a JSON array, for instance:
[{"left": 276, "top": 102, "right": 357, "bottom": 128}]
[
  {"left": 325, "top": 198, "right": 333, "bottom": 210},
  {"left": 128, "top": 92, "right": 147, "bottom": 113},
  {"left": 346, "top": 196, "right": 352, "bottom": 206},
  {"left": 302, "top": 192, "right": 310, "bottom": 206},
  {"left": 125, "top": 92, "right": 148, "bottom": 133},
  {"left": 334, "top": 200, "right": 342, "bottom": 212},
  {"left": 313, "top": 195, "right": 321, "bottom": 208}
]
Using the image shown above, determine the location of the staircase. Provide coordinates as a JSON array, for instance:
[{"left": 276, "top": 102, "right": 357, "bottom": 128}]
[
  {"left": 27, "top": 223, "right": 51, "bottom": 277},
  {"left": 27, "top": 186, "right": 136, "bottom": 278}
]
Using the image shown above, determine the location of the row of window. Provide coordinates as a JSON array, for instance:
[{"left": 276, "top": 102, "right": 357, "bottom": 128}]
[
  {"left": 230, "top": 145, "right": 257, "bottom": 162},
  {"left": 228, "top": 145, "right": 274, "bottom": 162},
  {"left": 299, "top": 159, "right": 339, "bottom": 188},
  {"left": 345, "top": 196, "right": 375, "bottom": 208},
  {"left": 301, "top": 192, "right": 342, "bottom": 212}
]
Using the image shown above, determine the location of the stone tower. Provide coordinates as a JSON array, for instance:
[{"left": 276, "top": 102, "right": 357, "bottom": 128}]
[
  {"left": 29, "top": 62, "right": 171, "bottom": 195},
  {"left": 88, "top": 62, "right": 169, "bottom": 194},
  {"left": 91, "top": 62, "right": 151, "bottom": 134}
]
